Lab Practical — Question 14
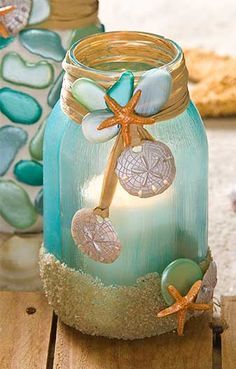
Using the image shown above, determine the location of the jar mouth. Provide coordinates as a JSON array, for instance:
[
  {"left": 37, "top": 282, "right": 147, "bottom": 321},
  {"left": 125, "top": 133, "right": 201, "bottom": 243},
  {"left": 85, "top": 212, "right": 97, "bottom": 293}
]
[{"left": 69, "top": 31, "right": 183, "bottom": 77}]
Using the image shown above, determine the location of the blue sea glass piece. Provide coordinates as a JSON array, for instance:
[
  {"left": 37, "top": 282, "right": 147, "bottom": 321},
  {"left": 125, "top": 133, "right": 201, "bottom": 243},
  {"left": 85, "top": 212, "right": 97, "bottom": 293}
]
[
  {"left": 0, "top": 179, "right": 38, "bottom": 229},
  {"left": 0, "top": 87, "right": 42, "bottom": 124},
  {"left": 107, "top": 71, "right": 134, "bottom": 107},
  {"left": 35, "top": 188, "right": 43, "bottom": 215},
  {"left": 47, "top": 71, "right": 64, "bottom": 108},
  {"left": 14, "top": 160, "right": 43, "bottom": 186},
  {"left": 134, "top": 68, "right": 172, "bottom": 116},
  {"left": 29, "top": 120, "right": 46, "bottom": 161},
  {"left": 82, "top": 110, "right": 119, "bottom": 143},
  {"left": 19, "top": 29, "right": 66, "bottom": 62},
  {"left": 161, "top": 258, "right": 203, "bottom": 305},
  {"left": 72, "top": 78, "right": 107, "bottom": 111},
  {"left": 1, "top": 52, "right": 54, "bottom": 89},
  {"left": 28, "top": 0, "right": 50, "bottom": 25},
  {"left": 0, "top": 126, "right": 28, "bottom": 176},
  {"left": 0, "top": 36, "right": 14, "bottom": 49}
]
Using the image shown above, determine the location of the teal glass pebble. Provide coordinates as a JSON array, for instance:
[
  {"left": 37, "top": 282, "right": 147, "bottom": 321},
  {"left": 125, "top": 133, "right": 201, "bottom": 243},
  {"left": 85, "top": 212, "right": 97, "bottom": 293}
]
[
  {"left": 14, "top": 160, "right": 43, "bottom": 186},
  {"left": 0, "top": 36, "right": 14, "bottom": 49},
  {"left": 161, "top": 258, "right": 203, "bottom": 305},
  {"left": 29, "top": 120, "right": 46, "bottom": 161},
  {"left": 35, "top": 188, "right": 43, "bottom": 215},
  {"left": 0, "top": 126, "right": 28, "bottom": 176},
  {"left": 19, "top": 29, "right": 66, "bottom": 62},
  {"left": 0, "top": 179, "right": 38, "bottom": 229},
  {"left": 47, "top": 71, "right": 64, "bottom": 108},
  {"left": 0, "top": 87, "right": 42, "bottom": 124},
  {"left": 107, "top": 71, "right": 134, "bottom": 106}
]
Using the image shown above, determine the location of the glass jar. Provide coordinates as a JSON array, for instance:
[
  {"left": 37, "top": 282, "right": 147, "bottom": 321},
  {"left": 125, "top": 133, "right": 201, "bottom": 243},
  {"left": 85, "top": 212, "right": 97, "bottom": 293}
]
[
  {"left": 41, "top": 32, "right": 209, "bottom": 339},
  {"left": 0, "top": 0, "right": 103, "bottom": 234}
]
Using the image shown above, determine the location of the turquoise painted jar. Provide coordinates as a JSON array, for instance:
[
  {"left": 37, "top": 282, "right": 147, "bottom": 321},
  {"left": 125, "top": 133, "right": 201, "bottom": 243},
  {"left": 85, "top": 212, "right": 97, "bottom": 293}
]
[
  {"left": 41, "top": 32, "right": 211, "bottom": 339},
  {"left": 0, "top": 0, "right": 103, "bottom": 233}
]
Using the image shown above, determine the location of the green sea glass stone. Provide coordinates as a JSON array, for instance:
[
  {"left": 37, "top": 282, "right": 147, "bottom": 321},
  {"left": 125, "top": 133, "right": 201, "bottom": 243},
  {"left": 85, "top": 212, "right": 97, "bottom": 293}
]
[
  {"left": 29, "top": 120, "right": 46, "bottom": 161},
  {"left": 72, "top": 78, "right": 107, "bottom": 111},
  {"left": 0, "top": 179, "right": 38, "bottom": 229},
  {"left": 47, "top": 71, "right": 64, "bottom": 108},
  {"left": 14, "top": 160, "right": 43, "bottom": 186},
  {"left": 35, "top": 188, "right": 43, "bottom": 215},
  {"left": 1, "top": 52, "right": 54, "bottom": 89},
  {"left": 0, "top": 87, "right": 42, "bottom": 124},
  {"left": 161, "top": 258, "right": 203, "bottom": 305},
  {"left": 0, "top": 36, "right": 14, "bottom": 49},
  {"left": 107, "top": 71, "right": 134, "bottom": 107},
  {"left": 70, "top": 23, "right": 105, "bottom": 46},
  {"left": 19, "top": 29, "right": 66, "bottom": 62},
  {"left": 0, "top": 126, "right": 28, "bottom": 175}
]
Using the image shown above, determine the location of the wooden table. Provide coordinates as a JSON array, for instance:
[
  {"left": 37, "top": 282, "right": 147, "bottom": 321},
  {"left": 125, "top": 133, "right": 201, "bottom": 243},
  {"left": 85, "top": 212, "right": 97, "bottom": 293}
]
[{"left": 0, "top": 292, "right": 235, "bottom": 369}]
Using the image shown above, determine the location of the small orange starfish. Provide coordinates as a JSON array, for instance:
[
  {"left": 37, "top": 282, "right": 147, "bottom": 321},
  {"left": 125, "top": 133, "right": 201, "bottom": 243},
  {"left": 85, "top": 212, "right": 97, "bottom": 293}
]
[
  {"left": 97, "top": 90, "right": 156, "bottom": 146},
  {"left": 0, "top": 5, "right": 16, "bottom": 38},
  {"left": 157, "top": 280, "right": 212, "bottom": 336}
]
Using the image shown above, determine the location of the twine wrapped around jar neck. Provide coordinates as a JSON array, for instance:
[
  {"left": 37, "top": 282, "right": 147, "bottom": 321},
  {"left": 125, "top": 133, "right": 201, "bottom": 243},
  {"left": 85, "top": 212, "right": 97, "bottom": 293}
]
[
  {"left": 36, "top": 0, "right": 99, "bottom": 30},
  {"left": 61, "top": 32, "right": 190, "bottom": 124}
]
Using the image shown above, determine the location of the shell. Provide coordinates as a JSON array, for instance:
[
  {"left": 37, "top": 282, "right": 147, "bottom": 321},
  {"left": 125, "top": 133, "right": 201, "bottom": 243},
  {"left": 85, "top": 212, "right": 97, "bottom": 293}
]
[
  {"left": 82, "top": 110, "right": 119, "bottom": 143},
  {"left": 134, "top": 68, "right": 172, "bottom": 116},
  {"left": 1, "top": 0, "right": 32, "bottom": 36},
  {"left": 71, "top": 208, "right": 121, "bottom": 264},
  {"left": 196, "top": 261, "right": 217, "bottom": 304},
  {"left": 115, "top": 140, "right": 176, "bottom": 198}
]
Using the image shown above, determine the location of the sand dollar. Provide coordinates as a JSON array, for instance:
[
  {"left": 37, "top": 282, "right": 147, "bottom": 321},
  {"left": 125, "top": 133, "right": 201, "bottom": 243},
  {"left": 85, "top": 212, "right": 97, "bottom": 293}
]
[
  {"left": 71, "top": 208, "right": 121, "bottom": 264},
  {"left": 115, "top": 140, "right": 176, "bottom": 198},
  {"left": 1, "top": 1, "right": 32, "bottom": 36}
]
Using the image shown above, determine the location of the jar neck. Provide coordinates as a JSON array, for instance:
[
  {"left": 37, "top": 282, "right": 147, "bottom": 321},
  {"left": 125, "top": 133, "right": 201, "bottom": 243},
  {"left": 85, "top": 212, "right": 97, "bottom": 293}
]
[
  {"left": 61, "top": 32, "right": 189, "bottom": 123},
  {"left": 70, "top": 31, "right": 183, "bottom": 81}
]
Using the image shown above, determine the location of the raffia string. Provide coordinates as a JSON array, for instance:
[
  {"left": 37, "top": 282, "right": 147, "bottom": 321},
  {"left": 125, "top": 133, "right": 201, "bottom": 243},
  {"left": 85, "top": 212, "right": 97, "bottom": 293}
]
[
  {"left": 61, "top": 32, "right": 190, "bottom": 124},
  {"left": 61, "top": 32, "right": 190, "bottom": 216},
  {"left": 36, "top": 0, "right": 99, "bottom": 29}
]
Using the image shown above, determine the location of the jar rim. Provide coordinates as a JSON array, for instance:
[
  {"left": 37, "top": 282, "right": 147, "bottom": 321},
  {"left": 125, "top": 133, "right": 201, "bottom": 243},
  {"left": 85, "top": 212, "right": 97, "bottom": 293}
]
[{"left": 69, "top": 31, "right": 183, "bottom": 77}]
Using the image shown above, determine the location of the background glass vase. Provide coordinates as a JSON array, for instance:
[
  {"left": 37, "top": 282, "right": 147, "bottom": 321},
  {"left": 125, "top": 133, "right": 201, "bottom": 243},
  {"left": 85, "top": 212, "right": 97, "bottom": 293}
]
[
  {"left": 0, "top": 0, "right": 104, "bottom": 234},
  {"left": 44, "top": 32, "right": 208, "bottom": 286}
]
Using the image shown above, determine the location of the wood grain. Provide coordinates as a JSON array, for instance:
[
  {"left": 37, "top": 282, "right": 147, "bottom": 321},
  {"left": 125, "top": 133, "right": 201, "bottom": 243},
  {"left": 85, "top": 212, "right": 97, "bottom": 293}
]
[
  {"left": 0, "top": 291, "right": 53, "bottom": 369},
  {"left": 53, "top": 313, "right": 212, "bottom": 369},
  {"left": 221, "top": 296, "right": 236, "bottom": 369}
]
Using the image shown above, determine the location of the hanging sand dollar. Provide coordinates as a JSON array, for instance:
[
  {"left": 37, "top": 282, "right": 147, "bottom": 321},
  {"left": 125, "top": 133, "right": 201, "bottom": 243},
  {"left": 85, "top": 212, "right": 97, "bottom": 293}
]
[
  {"left": 1, "top": 0, "right": 32, "bottom": 36},
  {"left": 115, "top": 140, "right": 176, "bottom": 198},
  {"left": 71, "top": 208, "right": 121, "bottom": 264}
]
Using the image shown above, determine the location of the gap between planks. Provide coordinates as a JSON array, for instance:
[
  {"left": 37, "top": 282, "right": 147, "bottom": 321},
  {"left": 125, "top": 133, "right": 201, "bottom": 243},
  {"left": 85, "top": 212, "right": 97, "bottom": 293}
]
[{"left": 1, "top": 292, "right": 235, "bottom": 369}]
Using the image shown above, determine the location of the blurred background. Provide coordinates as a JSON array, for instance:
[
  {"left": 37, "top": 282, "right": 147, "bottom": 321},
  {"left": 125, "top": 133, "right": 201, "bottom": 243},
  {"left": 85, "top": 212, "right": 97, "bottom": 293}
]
[
  {"left": 0, "top": 0, "right": 235, "bottom": 298},
  {"left": 100, "top": 0, "right": 236, "bottom": 54}
]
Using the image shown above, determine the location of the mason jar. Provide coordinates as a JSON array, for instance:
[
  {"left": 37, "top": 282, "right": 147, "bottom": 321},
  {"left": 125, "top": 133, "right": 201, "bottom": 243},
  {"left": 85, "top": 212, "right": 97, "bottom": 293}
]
[{"left": 41, "top": 32, "right": 211, "bottom": 339}]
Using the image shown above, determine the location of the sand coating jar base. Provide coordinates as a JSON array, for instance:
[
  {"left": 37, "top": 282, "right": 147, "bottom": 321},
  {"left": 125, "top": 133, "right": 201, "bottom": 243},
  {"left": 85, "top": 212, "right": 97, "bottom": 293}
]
[{"left": 39, "top": 247, "right": 211, "bottom": 340}]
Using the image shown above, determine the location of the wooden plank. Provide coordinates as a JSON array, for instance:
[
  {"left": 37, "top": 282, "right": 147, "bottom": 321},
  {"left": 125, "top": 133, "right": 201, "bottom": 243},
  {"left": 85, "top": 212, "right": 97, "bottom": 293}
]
[
  {"left": 0, "top": 291, "right": 53, "bottom": 369},
  {"left": 221, "top": 296, "right": 236, "bottom": 369},
  {"left": 54, "top": 313, "right": 212, "bottom": 369}
]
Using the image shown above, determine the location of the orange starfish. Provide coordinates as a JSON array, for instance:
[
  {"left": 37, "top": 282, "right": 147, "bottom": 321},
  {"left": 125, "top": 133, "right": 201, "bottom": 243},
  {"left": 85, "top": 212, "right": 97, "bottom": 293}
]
[
  {"left": 157, "top": 280, "right": 212, "bottom": 336},
  {"left": 0, "top": 5, "right": 16, "bottom": 38},
  {"left": 97, "top": 90, "right": 156, "bottom": 146}
]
